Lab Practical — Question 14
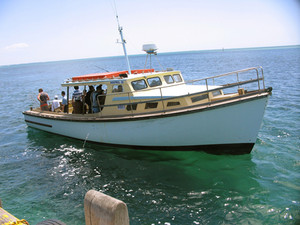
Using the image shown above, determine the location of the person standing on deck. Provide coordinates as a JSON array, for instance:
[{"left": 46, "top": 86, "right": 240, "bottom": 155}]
[
  {"left": 72, "top": 86, "right": 83, "bottom": 114},
  {"left": 61, "top": 91, "right": 68, "bottom": 113},
  {"left": 85, "top": 86, "right": 94, "bottom": 113},
  {"left": 91, "top": 85, "right": 103, "bottom": 113},
  {"left": 37, "top": 88, "right": 50, "bottom": 111},
  {"left": 51, "top": 95, "right": 60, "bottom": 112}
]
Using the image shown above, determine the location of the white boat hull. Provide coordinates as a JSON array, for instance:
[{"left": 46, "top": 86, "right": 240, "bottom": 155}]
[{"left": 24, "top": 94, "right": 269, "bottom": 154}]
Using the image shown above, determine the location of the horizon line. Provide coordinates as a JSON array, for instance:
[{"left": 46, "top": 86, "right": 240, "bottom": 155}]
[{"left": 1, "top": 44, "right": 299, "bottom": 68}]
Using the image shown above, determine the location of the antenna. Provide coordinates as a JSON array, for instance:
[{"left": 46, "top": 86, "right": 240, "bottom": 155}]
[{"left": 114, "top": 1, "right": 131, "bottom": 75}]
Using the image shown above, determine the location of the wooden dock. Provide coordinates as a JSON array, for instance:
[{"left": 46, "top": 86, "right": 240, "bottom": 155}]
[{"left": 0, "top": 207, "right": 28, "bottom": 225}]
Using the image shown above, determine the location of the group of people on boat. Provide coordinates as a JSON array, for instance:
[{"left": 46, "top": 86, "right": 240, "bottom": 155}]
[
  {"left": 37, "top": 85, "right": 105, "bottom": 114},
  {"left": 37, "top": 88, "right": 68, "bottom": 113},
  {"left": 71, "top": 85, "right": 105, "bottom": 114}
]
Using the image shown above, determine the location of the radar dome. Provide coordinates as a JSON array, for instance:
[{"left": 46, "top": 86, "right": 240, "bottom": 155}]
[{"left": 142, "top": 44, "right": 157, "bottom": 54}]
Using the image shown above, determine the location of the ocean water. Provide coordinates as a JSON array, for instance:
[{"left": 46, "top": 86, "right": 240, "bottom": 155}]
[{"left": 0, "top": 46, "right": 299, "bottom": 225}]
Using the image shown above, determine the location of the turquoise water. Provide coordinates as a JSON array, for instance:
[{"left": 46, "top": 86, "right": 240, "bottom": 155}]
[{"left": 0, "top": 46, "right": 299, "bottom": 224}]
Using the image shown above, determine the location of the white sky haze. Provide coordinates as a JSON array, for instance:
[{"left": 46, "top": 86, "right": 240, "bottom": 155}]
[{"left": 0, "top": 0, "right": 299, "bottom": 66}]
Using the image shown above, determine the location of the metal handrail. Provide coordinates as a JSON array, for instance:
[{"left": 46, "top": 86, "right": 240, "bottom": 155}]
[{"left": 188, "top": 66, "right": 262, "bottom": 85}]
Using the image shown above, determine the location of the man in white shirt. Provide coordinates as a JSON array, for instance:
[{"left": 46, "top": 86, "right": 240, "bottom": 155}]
[{"left": 51, "top": 95, "right": 61, "bottom": 112}]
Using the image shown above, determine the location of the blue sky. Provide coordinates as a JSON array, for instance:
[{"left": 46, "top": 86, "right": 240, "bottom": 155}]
[{"left": 0, "top": 0, "right": 299, "bottom": 66}]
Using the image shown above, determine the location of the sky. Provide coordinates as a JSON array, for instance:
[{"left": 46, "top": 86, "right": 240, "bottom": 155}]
[{"left": 0, "top": 0, "right": 299, "bottom": 66}]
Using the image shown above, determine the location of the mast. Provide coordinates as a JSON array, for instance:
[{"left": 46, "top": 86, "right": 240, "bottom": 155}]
[{"left": 116, "top": 15, "right": 132, "bottom": 75}]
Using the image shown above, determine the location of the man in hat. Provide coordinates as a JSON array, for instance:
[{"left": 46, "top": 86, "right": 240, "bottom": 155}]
[{"left": 51, "top": 95, "right": 61, "bottom": 112}]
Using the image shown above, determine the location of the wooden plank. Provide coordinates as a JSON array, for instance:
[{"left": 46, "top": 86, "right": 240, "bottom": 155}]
[{"left": 0, "top": 207, "right": 23, "bottom": 224}]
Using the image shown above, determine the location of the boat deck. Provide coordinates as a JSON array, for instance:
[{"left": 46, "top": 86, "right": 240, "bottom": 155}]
[{"left": 24, "top": 91, "right": 270, "bottom": 122}]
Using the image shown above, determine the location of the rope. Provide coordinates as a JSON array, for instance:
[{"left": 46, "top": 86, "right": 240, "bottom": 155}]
[{"left": 9, "top": 219, "right": 29, "bottom": 225}]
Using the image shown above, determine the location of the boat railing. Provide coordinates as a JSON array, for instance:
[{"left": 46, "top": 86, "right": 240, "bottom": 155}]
[
  {"left": 98, "top": 67, "right": 266, "bottom": 116},
  {"left": 187, "top": 66, "right": 265, "bottom": 91}
]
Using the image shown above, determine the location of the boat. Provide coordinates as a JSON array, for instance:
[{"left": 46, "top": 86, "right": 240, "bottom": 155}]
[{"left": 23, "top": 19, "right": 272, "bottom": 155}]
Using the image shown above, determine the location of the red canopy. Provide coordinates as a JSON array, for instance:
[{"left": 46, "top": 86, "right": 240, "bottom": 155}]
[{"left": 72, "top": 69, "right": 154, "bottom": 82}]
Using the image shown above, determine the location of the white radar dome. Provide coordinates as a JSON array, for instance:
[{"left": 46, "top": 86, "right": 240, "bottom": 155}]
[{"left": 142, "top": 44, "right": 157, "bottom": 54}]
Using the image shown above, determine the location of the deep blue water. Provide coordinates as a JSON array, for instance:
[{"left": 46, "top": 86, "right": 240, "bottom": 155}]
[{"left": 0, "top": 46, "right": 299, "bottom": 225}]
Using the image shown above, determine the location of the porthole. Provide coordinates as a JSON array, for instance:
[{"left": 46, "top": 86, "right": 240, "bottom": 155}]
[
  {"left": 191, "top": 94, "right": 208, "bottom": 103},
  {"left": 167, "top": 102, "right": 180, "bottom": 107},
  {"left": 145, "top": 102, "right": 158, "bottom": 109}
]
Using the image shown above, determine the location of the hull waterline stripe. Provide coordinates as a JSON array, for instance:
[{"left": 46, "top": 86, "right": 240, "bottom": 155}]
[
  {"left": 25, "top": 119, "right": 52, "bottom": 127},
  {"left": 92, "top": 142, "right": 255, "bottom": 155}
]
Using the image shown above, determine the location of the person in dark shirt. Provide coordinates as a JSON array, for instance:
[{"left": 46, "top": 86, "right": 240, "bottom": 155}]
[
  {"left": 85, "top": 86, "right": 95, "bottom": 113},
  {"left": 91, "top": 85, "right": 104, "bottom": 113}
]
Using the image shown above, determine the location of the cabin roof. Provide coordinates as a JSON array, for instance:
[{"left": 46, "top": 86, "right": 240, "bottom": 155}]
[{"left": 61, "top": 69, "right": 181, "bottom": 87}]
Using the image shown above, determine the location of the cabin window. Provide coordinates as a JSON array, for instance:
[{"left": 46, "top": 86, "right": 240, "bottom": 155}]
[
  {"left": 191, "top": 94, "right": 208, "bottom": 103},
  {"left": 112, "top": 85, "right": 123, "bottom": 92},
  {"left": 173, "top": 74, "right": 182, "bottom": 83},
  {"left": 164, "top": 75, "right": 174, "bottom": 84},
  {"left": 167, "top": 102, "right": 180, "bottom": 107},
  {"left": 145, "top": 102, "right": 158, "bottom": 109},
  {"left": 126, "top": 104, "right": 137, "bottom": 111},
  {"left": 147, "top": 77, "right": 162, "bottom": 87},
  {"left": 212, "top": 90, "right": 222, "bottom": 97},
  {"left": 131, "top": 79, "right": 148, "bottom": 90},
  {"left": 102, "top": 84, "right": 107, "bottom": 93}
]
